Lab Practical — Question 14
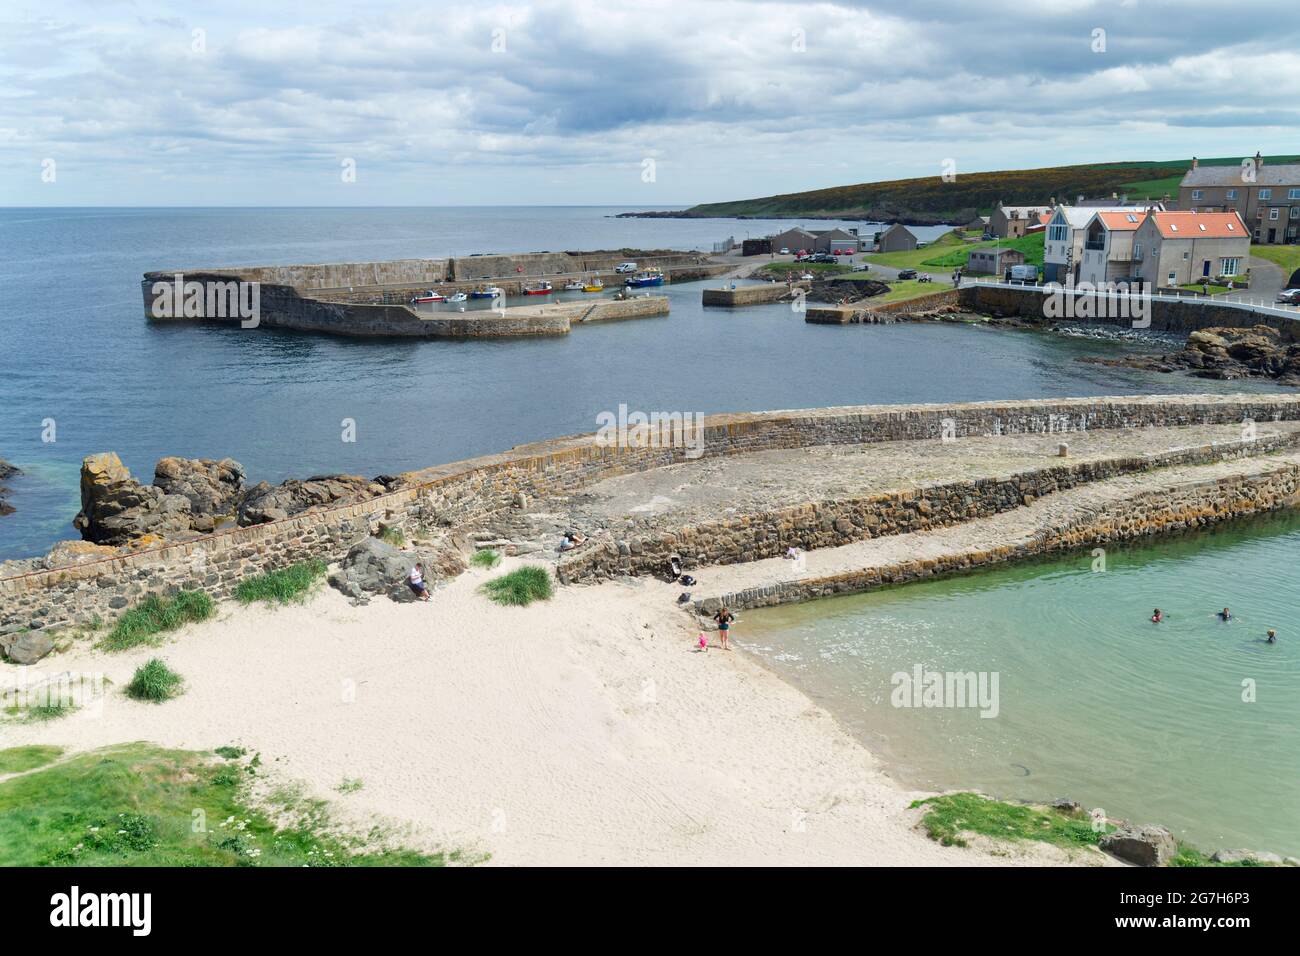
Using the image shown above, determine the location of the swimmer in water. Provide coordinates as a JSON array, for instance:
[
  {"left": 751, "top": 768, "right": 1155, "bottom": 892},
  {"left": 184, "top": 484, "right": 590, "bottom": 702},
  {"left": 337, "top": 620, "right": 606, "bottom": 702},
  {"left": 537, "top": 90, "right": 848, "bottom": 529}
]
[
  {"left": 1151, "top": 608, "right": 1163, "bottom": 623},
  {"left": 1217, "top": 607, "right": 1232, "bottom": 621},
  {"left": 1266, "top": 629, "right": 1277, "bottom": 644}
]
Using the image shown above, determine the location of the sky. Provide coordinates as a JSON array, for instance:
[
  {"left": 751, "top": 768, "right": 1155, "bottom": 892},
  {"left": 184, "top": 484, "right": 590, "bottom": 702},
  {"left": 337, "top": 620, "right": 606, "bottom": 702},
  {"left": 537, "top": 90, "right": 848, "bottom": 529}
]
[{"left": 2, "top": 0, "right": 1298, "bottom": 207}]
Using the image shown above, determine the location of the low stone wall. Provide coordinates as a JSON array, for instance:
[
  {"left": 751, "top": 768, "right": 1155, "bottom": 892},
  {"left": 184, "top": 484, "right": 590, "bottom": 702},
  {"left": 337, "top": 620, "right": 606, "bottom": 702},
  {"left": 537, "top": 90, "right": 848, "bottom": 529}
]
[
  {"left": 557, "top": 431, "right": 1300, "bottom": 583},
  {"left": 6, "top": 394, "right": 1300, "bottom": 631},
  {"left": 702, "top": 284, "right": 798, "bottom": 306},
  {"left": 696, "top": 461, "right": 1300, "bottom": 613},
  {"left": 877, "top": 288, "right": 961, "bottom": 314},
  {"left": 960, "top": 284, "right": 1300, "bottom": 339}
]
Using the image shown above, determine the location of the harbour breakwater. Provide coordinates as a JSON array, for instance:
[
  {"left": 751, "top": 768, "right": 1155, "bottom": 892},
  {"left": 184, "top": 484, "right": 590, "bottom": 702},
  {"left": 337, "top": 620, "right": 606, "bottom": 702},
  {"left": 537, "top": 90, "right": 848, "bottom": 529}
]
[{"left": 4, "top": 394, "right": 1300, "bottom": 638}]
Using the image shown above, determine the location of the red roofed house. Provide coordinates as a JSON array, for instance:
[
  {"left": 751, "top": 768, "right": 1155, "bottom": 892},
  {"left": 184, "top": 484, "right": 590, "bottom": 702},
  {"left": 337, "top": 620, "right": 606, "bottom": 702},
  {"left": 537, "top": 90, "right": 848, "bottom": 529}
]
[
  {"left": 1077, "top": 210, "right": 1148, "bottom": 285},
  {"left": 1132, "top": 211, "right": 1250, "bottom": 289}
]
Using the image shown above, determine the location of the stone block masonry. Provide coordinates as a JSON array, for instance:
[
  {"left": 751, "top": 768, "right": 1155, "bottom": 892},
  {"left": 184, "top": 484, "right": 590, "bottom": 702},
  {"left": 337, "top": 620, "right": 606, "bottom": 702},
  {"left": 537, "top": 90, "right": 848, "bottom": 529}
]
[{"left": 5, "top": 394, "right": 1300, "bottom": 632}]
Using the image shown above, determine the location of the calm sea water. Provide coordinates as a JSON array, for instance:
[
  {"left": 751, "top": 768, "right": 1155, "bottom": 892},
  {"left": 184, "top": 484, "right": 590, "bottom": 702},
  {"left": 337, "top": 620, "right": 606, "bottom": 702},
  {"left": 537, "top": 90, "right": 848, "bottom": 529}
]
[
  {"left": 0, "top": 206, "right": 1277, "bottom": 560},
  {"left": 741, "top": 512, "right": 1300, "bottom": 857}
]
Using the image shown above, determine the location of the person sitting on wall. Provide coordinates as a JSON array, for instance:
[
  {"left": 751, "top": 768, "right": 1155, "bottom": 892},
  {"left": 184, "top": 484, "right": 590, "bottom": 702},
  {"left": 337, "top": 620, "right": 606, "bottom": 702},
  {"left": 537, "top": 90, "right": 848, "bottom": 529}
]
[{"left": 406, "top": 563, "right": 431, "bottom": 602}]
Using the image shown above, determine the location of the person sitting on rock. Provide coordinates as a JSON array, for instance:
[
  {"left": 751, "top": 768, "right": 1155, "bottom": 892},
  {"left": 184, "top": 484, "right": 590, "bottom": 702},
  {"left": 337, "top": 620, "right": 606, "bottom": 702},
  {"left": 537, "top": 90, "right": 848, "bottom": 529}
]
[{"left": 407, "top": 563, "right": 431, "bottom": 602}]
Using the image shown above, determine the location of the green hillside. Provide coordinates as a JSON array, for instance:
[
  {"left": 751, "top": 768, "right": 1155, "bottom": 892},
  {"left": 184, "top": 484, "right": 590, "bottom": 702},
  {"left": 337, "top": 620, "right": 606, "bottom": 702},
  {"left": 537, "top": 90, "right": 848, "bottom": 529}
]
[{"left": 663, "top": 156, "right": 1300, "bottom": 223}]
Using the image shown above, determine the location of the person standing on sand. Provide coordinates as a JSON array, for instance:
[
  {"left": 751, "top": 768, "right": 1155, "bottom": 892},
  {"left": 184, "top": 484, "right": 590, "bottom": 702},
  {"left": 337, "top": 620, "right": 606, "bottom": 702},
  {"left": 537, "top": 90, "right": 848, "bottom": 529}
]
[{"left": 713, "top": 607, "right": 735, "bottom": 650}]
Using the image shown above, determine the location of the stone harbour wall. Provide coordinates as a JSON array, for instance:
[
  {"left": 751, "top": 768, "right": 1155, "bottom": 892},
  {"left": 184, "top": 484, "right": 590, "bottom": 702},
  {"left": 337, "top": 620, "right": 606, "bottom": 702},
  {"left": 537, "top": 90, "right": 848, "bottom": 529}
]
[
  {"left": 5, "top": 394, "right": 1300, "bottom": 632},
  {"left": 696, "top": 460, "right": 1300, "bottom": 613}
]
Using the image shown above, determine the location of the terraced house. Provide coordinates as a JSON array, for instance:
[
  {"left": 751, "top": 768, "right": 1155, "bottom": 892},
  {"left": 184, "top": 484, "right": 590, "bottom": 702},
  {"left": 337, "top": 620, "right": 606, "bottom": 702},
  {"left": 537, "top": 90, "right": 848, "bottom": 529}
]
[
  {"left": 1179, "top": 153, "right": 1300, "bottom": 245},
  {"left": 1131, "top": 211, "right": 1250, "bottom": 289}
]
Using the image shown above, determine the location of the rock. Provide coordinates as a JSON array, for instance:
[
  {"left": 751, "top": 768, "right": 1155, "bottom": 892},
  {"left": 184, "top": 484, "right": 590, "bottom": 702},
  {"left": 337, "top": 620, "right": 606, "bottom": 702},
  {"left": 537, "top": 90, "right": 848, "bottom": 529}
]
[
  {"left": 154, "top": 456, "right": 244, "bottom": 516},
  {"left": 328, "top": 536, "right": 466, "bottom": 603},
  {"left": 238, "top": 474, "right": 390, "bottom": 526},
  {"left": 0, "top": 458, "right": 18, "bottom": 516},
  {"left": 1211, "top": 849, "right": 1283, "bottom": 865},
  {"left": 73, "top": 452, "right": 194, "bottom": 546},
  {"left": 1051, "top": 798, "right": 1083, "bottom": 815},
  {"left": 1100, "top": 824, "right": 1178, "bottom": 866},
  {"left": 0, "top": 628, "right": 54, "bottom": 665}
]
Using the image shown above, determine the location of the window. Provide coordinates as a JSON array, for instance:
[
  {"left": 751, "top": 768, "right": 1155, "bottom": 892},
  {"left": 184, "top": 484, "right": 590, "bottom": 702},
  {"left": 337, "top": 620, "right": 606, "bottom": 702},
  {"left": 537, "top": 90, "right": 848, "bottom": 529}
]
[
  {"left": 1270, "top": 208, "right": 1280, "bottom": 220},
  {"left": 1192, "top": 190, "right": 1204, "bottom": 200},
  {"left": 1168, "top": 272, "right": 1177, "bottom": 285},
  {"left": 1220, "top": 258, "right": 1241, "bottom": 276},
  {"left": 1226, "top": 189, "right": 1237, "bottom": 200},
  {"left": 1182, "top": 251, "right": 1189, "bottom": 259},
  {"left": 1290, "top": 189, "right": 1300, "bottom": 200},
  {"left": 1292, "top": 207, "right": 1300, "bottom": 219},
  {"left": 1260, "top": 189, "right": 1272, "bottom": 199}
]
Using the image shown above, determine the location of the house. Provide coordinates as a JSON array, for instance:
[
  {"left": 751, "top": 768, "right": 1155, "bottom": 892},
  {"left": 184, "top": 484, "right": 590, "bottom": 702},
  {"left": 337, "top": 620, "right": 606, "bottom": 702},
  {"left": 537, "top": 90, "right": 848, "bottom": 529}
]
[
  {"left": 875, "top": 223, "right": 918, "bottom": 253},
  {"left": 1178, "top": 153, "right": 1300, "bottom": 245},
  {"left": 989, "top": 202, "right": 1050, "bottom": 239},
  {"left": 741, "top": 238, "right": 772, "bottom": 256},
  {"left": 966, "top": 247, "right": 1025, "bottom": 275},
  {"left": 767, "top": 227, "right": 819, "bottom": 254},
  {"left": 1043, "top": 203, "right": 1164, "bottom": 283},
  {"left": 1076, "top": 211, "right": 1148, "bottom": 285},
  {"left": 965, "top": 215, "right": 990, "bottom": 233},
  {"left": 1132, "top": 211, "right": 1250, "bottom": 289},
  {"left": 808, "top": 227, "right": 859, "bottom": 254}
]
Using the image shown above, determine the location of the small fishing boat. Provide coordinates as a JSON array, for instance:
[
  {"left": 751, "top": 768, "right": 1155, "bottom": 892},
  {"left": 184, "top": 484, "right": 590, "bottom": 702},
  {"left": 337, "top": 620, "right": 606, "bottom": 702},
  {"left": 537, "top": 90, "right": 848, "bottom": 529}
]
[
  {"left": 582, "top": 279, "right": 604, "bottom": 292},
  {"left": 410, "top": 290, "right": 445, "bottom": 303},
  {"left": 469, "top": 286, "right": 504, "bottom": 299},
  {"left": 624, "top": 268, "right": 664, "bottom": 288},
  {"left": 563, "top": 280, "right": 585, "bottom": 291},
  {"left": 446, "top": 291, "right": 468, "bottom": 303},
  {"left": 522, "top": 281, "right": 552, "bottom": 295}
]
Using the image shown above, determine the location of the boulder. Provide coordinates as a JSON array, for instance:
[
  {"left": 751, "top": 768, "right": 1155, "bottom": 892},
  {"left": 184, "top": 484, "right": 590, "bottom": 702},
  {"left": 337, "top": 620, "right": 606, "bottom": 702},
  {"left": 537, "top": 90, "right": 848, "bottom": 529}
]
[
  {"left": 328, "top": 536, "right": 466, "bottom": 604},
  {"left": 1211, "top": 849, "right": 1284, "bottom": 865},
  {"left": 73, "top": 453, "right": 194, "bottom": 546},
  {"left": 154, "top": 456, "right": 244, "bottom": 517},
  {"left": 0, "top": 458, "right": 17, "bottom": 516},
  {"left": 0, "top": 628, "right": 54, "bottom": 665},
  {"left": 1099, "top": 824, "right": 1178, "bottom": 866},
  {"left": 238, "top": 474, "right": 395, "bottom": 526}
]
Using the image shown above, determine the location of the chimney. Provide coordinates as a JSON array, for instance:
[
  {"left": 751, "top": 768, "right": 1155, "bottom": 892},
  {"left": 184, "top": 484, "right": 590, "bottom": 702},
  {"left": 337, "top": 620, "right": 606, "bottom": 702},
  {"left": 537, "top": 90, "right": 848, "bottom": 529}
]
[
  {"left": 1050, "top": 195, "right": 1056, "bottom": 206},
  {"left": 1077, "top": 194, "right": 1084, "bottom": 204},
  {"left": 1255, "top": 150, "right": 1263, "bottom": 171},
  {"left": 1191, "top": 156, "right": 1198, "bottom": 169}
]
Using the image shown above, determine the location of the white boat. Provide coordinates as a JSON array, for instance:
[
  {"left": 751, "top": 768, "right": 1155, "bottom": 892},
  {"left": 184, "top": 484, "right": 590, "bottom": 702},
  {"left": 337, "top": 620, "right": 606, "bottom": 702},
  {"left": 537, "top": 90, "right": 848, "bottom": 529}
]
[
  {"left": 447, "top": 292, "right": 468, "bottom": 303},
  {"left": 563, "top": 280, "right": 585, "bottom": 291}
]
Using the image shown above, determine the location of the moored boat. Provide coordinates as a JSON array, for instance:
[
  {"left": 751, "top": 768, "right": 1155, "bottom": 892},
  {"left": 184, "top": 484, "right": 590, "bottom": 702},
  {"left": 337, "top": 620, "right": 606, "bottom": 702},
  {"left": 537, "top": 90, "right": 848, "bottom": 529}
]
[
  {"left": 523, "top": 281, "right": 552, "bottom": 295},
  {"left": 624, "top": 268, "right": 664, "bottom": 288},
  {"left": 410, "top": 290, "right": 446, "bottom": 303},
  {"left": 582, "top": 278, "right": 604, "bottom": 292},
  {"left": 447, "top": 291, "right": 468, "bottom": 303},
  {"left": 563, "top": 280, "right": 585, "bottom": 291},
  {"left": 470, "top": 286, "right": 504, "bottom": 299}
]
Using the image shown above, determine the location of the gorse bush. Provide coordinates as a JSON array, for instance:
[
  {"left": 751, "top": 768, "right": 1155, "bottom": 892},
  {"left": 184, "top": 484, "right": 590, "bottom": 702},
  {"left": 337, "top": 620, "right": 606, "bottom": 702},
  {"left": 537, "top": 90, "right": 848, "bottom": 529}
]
[
  {"left": 125, "top": 659, "right": 184, "bottom": 703},
  {"left": 103, "top": 591, "right": 214, "bottom": 650},
  {"left": 482, "top": 566, "right": 553, "bottom": 606},
  {"left": 234, "top": 559, "right": 328, "bottom": 605}
]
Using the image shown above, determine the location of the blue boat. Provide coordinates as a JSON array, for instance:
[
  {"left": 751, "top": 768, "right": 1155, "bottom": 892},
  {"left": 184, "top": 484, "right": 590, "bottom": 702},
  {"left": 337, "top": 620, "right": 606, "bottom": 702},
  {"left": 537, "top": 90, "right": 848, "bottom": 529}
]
[
  {"left": 624, "top": 269, "right": 664, "bottom": 288},
  {"left": 469, "top": 286, "right": 504, "bottom": 299}
]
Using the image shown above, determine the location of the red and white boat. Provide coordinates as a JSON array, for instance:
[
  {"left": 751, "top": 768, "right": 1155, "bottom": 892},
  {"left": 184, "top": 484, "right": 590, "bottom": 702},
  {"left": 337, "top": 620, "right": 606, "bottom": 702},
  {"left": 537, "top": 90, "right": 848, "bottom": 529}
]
[
  {"left": 522, "top": 281, "right": 553, "bottom": 296},
  {"left": 410, "top": 290, "right": 446, "bottom": 303}
]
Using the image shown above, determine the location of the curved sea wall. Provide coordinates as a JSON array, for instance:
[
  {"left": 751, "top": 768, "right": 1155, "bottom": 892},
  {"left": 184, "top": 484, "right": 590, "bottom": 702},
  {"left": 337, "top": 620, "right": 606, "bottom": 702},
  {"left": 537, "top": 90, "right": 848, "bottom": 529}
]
[{"left": 4, "top": 394, "right": 1300, "bottom": 631}]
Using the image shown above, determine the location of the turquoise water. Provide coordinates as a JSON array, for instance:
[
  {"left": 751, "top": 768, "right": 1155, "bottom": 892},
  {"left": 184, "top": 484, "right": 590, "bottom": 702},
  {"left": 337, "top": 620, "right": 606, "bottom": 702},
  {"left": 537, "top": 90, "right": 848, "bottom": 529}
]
[{"left": 741, "top": 513, "right": 1300, "bottom": 857}]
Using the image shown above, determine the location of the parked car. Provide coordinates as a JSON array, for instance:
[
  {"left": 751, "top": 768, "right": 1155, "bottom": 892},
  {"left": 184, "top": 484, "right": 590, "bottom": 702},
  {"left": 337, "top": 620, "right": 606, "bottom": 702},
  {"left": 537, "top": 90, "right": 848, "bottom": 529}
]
[
  {"left": 1007, "top": 264, "right": 1039, "bottom": 283},
  {"left": 794, "top": 253, "right": 813, "bottom": 262},
  {"left": 779, "top": 247, "right": 790, "bottom": 255},
  {"left": 897, "top": 269, "right": 918, "bottom": 280},
  {"left": 615, "top": 262, "right": 637, "bottom": 273},
  {"left": 1275, "top": 289, "right": 1300, "bottom": 304}
]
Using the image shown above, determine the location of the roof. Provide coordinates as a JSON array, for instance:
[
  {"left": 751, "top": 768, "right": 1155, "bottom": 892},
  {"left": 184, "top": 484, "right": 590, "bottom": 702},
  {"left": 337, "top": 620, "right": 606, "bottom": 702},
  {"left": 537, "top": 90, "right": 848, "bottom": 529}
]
[
  {"left": 880, "top": 223, "right": 915, "bottom": 237},
  {"left": 971, "top": 247, "right": 1024, "bottom": 259},
  {"left": 1146, "top": 211, "right": 1247, "bottom": 240},
  {"left": 1094, "top": 211, "right": 1147, "bottom": 231},
  {"left": 1181, "top": 162, "right": 1300, "bottom": 189},
  {"left": 997, "top": 205, "right": 1047, "bottom": 218},
  {"left": 1054, "top": 203, "right": 1164, "bottom": 228}
]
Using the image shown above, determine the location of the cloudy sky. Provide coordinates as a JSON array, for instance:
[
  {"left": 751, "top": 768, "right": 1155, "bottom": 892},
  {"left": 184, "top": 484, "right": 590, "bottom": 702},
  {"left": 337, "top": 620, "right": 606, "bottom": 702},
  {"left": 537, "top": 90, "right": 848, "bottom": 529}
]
[{"left": 3, "top": 0, "right": 1298, "bottom": 206}]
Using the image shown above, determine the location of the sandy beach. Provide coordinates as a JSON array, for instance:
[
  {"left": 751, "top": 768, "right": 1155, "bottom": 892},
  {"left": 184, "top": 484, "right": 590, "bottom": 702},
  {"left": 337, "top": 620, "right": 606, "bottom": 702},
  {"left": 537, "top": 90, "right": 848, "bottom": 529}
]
[{"left": 1, "top": 556, "right": 1111, "bottom": 866}]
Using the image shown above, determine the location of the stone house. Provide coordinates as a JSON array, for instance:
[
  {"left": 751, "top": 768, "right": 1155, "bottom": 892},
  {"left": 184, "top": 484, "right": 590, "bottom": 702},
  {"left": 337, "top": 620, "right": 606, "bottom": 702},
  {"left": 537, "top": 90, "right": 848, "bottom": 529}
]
[
  {"left": 1179, "top": 153, "right": 1300, "bottom": 245},
  {"left": 875, "top": 223, "right": 918, "bottom": 253},
  {"left": 989, "top": 202, "right": 1050, "bottom": 239},
  {"left": 1132, "top": 211, "right": 1250, "bottom": 288}
]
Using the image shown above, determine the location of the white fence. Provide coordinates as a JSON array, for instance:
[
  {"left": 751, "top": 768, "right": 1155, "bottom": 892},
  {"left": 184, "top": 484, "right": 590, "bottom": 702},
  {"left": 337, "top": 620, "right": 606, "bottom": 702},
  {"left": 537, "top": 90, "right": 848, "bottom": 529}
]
[{"left": 958, "top": 277, "right": 1300, "bottom": 322}]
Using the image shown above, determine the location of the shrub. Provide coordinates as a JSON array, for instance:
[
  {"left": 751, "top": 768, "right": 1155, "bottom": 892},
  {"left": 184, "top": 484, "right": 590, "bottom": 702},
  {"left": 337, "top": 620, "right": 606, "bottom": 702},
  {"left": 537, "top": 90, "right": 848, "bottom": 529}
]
[
  {"left": 125, "top": 659, "right": 184, "bottom": 703},
  {"left": 471, "top": 549, "right": 502, "bottom": 569},
  {"left": 379, "top": 526, "right": 406, "bottom": 546},
  {"left": 482, "top": 566, "right": 554, "bottom": 606},
  {"left": 234, "top": 559, "right": 327, "bottom": 605},
  {"left": 103, "top": 591, "right": 214, "bottom": 651}
]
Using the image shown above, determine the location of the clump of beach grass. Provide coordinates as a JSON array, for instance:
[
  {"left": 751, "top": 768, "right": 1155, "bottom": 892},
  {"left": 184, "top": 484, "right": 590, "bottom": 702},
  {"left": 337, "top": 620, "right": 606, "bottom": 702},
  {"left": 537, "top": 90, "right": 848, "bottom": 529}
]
[
  {"left": 910, "top": 792, "right": 1106, "bottom": 850},
  {"left": 482, "top": 565, "right": 553, "bottom": 606},
  {"left": 125, "top": 658, "right": 184, "bottom": 703},
  {"left": 234, "top": 559, "right": 327, "bottom": 605},
  {"left": 0, "top": 743, "right": 460, "bottom": 866},
  {"left": 102, "top": 590, "right": 214, "bottom": 651},
  {"left": 471, "top": 548, "right": 502, "bottom": 569},
  {"left": 337, "top": 777, "right": 365, "bottom": 794}
]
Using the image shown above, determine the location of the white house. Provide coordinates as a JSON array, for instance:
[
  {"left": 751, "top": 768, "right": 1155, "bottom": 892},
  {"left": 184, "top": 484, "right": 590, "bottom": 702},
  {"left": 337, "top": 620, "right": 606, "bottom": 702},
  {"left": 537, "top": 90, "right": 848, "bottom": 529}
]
[
  {"left": 1043, "top": 203, "right": 1164, "bottom": 284},
  {"left": 1076, "top": 211, "right": 1148, "bottom": 286}
]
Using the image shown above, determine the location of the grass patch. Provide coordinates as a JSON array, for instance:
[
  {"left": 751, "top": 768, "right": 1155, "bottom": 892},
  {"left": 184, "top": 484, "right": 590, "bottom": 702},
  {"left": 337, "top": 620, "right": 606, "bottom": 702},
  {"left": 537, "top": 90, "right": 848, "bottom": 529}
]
[
  {"left": 471, "top": 548, "right": 502, "bottom": 569},
  {"left": 337, "top": 777, "right": 365, "bottom": 794},
  {"left": 0, "top": 743, "right": 458, "bottom": 866},
  {"left": 1249, "top": 243, "right": 1300, "bottom": 278},
  {"left": 482, "top": 565, "right": 554, "bottom": 606},
  {"left": 757, "top": 261, "right": 853, "bottom": 276},
  {"left": 214, "top": 746, "right": 246, "bottom": 760},
  {"left": 863, "top": 230, "right": 1045, "bottom": 271},
  {"left": 910, "top": 792, "right": 1107, "bottom": 850},
  {"left": 102, "top": 590, "right": 214, "bottom": 651},
  {"left": 125, "top": 658, "right": 184, "bottom": 703},
  {"left": 379, "top": 526, "right": 406, "bottom": 547},
  {"left": 0, "top": 745, "right": 64, "bottom": 775},
  {"left": 234, "top": 559, "right": 328, "bottom": 605}
]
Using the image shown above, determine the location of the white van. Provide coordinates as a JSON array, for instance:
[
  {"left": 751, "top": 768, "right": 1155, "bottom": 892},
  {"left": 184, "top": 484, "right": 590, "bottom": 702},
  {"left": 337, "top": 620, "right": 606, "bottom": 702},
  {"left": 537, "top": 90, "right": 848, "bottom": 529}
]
[{"left": 615, "top": 262, "right": 638, "bottom": 273}]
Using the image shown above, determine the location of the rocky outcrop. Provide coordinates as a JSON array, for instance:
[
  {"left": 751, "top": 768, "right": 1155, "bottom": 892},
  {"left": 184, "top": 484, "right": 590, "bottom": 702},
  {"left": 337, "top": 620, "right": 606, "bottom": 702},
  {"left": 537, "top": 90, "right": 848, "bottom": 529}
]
[
  {"left": 1211, "top": 848, "right": 1285, "bottom": 865},
  {"left": 0, "top": 458, "right": 17, "bottom": 516},
  {"left": 73, "top": 453, "right": 196, "bottom": 546},
  {"left": 327, "top": 536, "right": 466, "bottom": 605},
  {"left": 154, "top": 457, "right": 244, "bottom": 530},
  {"left": 237, "top": 474, "right": 402, "bottom": 526},
  {"left": 1100, "top": 824, "right": 1178, "bottom": 866},
  {"left": 1084, "top": 325, "right": 1300, "bottom": 386},
  {"left": 808, "top": 278, "right": 891, "bottom": 303},
  {"left": 0, "top": 626, "right": 54, "bottom": 665}
]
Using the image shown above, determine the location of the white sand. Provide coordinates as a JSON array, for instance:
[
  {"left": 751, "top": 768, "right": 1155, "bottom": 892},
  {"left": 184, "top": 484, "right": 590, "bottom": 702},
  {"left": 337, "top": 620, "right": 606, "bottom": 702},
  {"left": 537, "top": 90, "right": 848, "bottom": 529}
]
[{"left": 2, "top": 559, "right": 1110, "bottom": 866}]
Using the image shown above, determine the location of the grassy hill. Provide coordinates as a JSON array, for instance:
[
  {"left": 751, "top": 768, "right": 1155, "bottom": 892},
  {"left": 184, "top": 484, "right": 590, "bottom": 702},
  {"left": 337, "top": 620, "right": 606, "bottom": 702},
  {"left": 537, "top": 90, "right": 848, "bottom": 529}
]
[{"left": 658, "top": 156, "right": 1300, "bottom": 223}]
